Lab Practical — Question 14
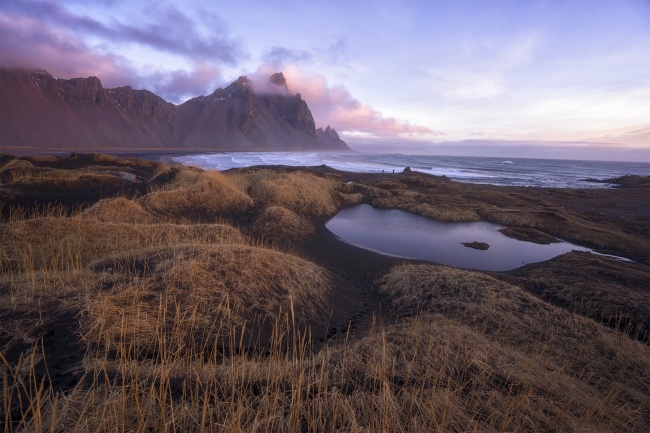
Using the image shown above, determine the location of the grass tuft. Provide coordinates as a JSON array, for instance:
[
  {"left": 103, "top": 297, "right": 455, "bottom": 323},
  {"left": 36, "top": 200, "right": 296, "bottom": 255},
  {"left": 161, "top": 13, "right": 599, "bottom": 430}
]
[
  {"left": 142, "top": 169, "right": 253, "bottom": 220},
  {"left": 251, "top": 206, "right": 315, "bottom": 244}
]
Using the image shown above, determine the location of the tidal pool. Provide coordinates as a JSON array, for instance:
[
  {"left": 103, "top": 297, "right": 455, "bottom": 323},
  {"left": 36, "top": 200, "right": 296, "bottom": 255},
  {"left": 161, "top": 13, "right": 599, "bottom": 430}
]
[{"left": 325, "top": 204, "right": 592, "bottom": 271}]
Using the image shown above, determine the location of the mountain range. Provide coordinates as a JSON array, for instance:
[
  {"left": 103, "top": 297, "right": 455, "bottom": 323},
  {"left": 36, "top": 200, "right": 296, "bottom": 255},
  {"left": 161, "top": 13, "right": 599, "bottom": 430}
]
[{"left": 0, "top": 69, "right": 349, "bottom": 152}]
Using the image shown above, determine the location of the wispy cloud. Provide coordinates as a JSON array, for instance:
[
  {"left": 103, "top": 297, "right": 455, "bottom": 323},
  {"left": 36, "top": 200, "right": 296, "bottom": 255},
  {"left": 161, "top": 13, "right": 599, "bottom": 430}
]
[
  {"left": 0, "top": 11, "right": 135, "bottom": 85},
  {"left": 326, "top": 38, "right": 348, "bottom": 65},
  {"left": 425, "top": 31, "right": 541, "bottom": 101},
  {"left": 427, "top": 70, "right": 505, "bottom": 100},
  {"left": 262, "top": 47, "right": 312, "bottom": 68},
  {"left": 0, "top": 2, "right": 230, "bottom": 102},
  {"left": 0, "top": 11, "right": 223, "bottom": 102},
  {"left": 1, "top": 0, "right": 243, "bottom": 63}
]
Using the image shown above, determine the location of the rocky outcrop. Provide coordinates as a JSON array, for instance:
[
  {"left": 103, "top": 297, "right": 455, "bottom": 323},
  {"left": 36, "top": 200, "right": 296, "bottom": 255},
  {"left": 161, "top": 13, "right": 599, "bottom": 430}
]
[
  {"left": 108, "top": 86, "right": 177, "bottom": 123},
  {"left": 316, "top": 125, "right": 348, "bottom": 150},
  {"left": 259, "top": 72, "right": 317, "bottom": 137},
  {"left": 269, "top": 72, "right": 288, "bottom": 89},
  {"left": 26, "top": 70, "right": 107, "bottom": 107},
  {"left": 223, "top": 77, "right": 260, "bottom": 134},
  {"left": 0, "top": 68, "right": 351, "bottom": 152}
]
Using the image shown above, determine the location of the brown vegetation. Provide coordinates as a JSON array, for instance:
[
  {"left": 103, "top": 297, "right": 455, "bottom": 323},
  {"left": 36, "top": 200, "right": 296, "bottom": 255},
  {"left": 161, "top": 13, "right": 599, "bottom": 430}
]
[
  {"left": 1, "top": 154, "right": 649, "bottom": 432},
  {"left": 142, "top": 169, "right": 253, "bottom": 220},
  {"left": 83, "top": 244, "right": 334, "bottom": 358},
  {"left": 251, "top": 206, "right": 315, "bottom": 244},
  {"left": 0, "top": 158, "right": 41, "bottom": 184},
  {"left": 232, "top": 170, "right": 342, "bottom": 216},
  {"left": 498, "top": 226, "right": 560, "bottom": 244},
  {"left": 81, "top": 197, "right": 156, "bottom": 223},
  {"left": 500, "top": 252, "right": 650, "bottom": 341},
  {"left": 377, "top": 264, "right": 650, "bottom": 431}
]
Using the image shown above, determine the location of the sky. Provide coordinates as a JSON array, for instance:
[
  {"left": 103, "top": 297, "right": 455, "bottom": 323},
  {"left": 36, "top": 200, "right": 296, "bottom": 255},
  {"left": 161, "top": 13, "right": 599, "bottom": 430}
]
[{"left": 1, "top": 0, "right": 649, "bottom": 160}]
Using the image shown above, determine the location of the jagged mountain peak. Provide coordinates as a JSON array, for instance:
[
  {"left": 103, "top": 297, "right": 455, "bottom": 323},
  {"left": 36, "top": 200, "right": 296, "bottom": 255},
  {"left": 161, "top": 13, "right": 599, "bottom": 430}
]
[
  {"left": 269, "top": 72, "right": 288, "bottom": 90},
  {"left": 232, "top": 76, "right": 252, "bottom": 86},
  {"left": 316, "top": 125, "right": 348, "bottom": 150},
  {"left": 0, "top": 67, "right": 350, "bottom": 152}
]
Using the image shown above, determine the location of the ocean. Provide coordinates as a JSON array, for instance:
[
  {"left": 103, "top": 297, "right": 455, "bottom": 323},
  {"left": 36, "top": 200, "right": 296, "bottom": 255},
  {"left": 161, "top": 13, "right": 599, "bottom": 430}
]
[{"left": 171, "top": 152, "right": 650, "bottom": 189}]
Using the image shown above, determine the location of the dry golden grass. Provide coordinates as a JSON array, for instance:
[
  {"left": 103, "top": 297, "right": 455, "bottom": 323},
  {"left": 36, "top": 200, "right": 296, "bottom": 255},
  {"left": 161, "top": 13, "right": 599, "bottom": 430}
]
[
  {"left": 142, "top": 169, "right": 253, "bottom": 220},
  {"left": 8, "top": 169, "right": 133, "bottom": 193},
  {"left": 497, "top": 226, "right": 559, "bottom": 244},
  {"left": 27, "top": 156, "right": 59, "bottom": 164},
  {"left": 371, "top": 196, "right": 418, "bottom": 209},
  {"left": 338, "top": 182, "right": 393, "bottom": 200},
  {"left": 7, "top": 305, "right": 648, "bottom": 432},
  {"left": 376, "top": 264, "right": 650, "bottom": 430},
  {"left": 82, "top": 244, "right": 333, "bottom": 357},
  {"left": 148, "top": 165, "right": 203, "bottom": 191},
  {"left": 479, "top": 207, "right": 650, "bottom": 261},
  {"left": 250, "top": 206, "right": 315, "bottom": 243},
  {"left": 0, "top": 217, "right": 244, "bottom": 274},
  {"left": 408, "top": 203, "right": 481, "bottom": 222},
  {"left": 232, "top": 170, "right": 342, "bottom": 216},
  {"left": 0, "top": 158, "right": 42, "bottom": 184},
  {"left": 479, "top": 208, "right": 564, "bottom": 229},
  {"left": 68, "top": 153, "right": 161, "bottom": 171},
  {"left": 371, "top": 196, "right": 481, "bottom": 222},
  {"left": 2, "top": 155, "right": 649, "bottom": 432},
  {"left": 392, "top": 189, "right": 422, "bottom": 199},
  {"left": 336, "top": 192, "right": 364, "bottom": 207},
  {"left": 81, "top": 197, "right": 156, "bottom": 224},
  {"left": 501, "top": 252, "right": 650, "bottom": 341},
  {"left": 4, "top": 241, "right": 650, "bottom": 432},
  {"left": 321, "top": 314, "right": 649, "bottom": 433}
]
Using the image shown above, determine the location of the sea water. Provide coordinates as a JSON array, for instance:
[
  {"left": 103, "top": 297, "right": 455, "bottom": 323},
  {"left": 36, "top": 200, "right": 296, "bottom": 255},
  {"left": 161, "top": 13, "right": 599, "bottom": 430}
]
[{"left": 172, "top": 152, "right": 650, "bottom": 189}]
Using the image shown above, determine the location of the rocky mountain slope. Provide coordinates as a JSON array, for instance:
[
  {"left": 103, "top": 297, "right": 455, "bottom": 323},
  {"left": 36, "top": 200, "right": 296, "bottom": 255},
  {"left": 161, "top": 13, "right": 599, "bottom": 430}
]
[{"left": 0, "top": 69, "right": 350, "bottom": 152}]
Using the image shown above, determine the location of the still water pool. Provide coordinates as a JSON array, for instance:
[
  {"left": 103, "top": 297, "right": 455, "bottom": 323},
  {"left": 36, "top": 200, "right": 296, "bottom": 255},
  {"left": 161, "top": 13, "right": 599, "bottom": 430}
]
[{"left": 325, "top": 204, "right": 592, "bottom": 271}]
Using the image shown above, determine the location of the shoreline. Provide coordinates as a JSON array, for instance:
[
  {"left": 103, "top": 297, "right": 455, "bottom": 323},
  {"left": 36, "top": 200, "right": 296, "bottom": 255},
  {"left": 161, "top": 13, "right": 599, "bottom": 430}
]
[{"left": 4, "top": 148, "right": 650, "bottom": 190}]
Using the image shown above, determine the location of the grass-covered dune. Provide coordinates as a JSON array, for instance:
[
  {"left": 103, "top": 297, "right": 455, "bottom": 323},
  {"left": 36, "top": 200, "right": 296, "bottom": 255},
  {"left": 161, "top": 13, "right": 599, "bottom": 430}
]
[{"left": 1, "top": 153, "right": 649, "bottom": 432}]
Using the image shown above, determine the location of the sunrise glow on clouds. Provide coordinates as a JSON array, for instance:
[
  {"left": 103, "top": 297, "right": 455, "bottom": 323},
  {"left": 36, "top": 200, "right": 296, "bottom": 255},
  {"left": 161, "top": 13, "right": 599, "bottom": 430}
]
[{"left": 0, "top": 0, "right": 649, "bottom": 160}]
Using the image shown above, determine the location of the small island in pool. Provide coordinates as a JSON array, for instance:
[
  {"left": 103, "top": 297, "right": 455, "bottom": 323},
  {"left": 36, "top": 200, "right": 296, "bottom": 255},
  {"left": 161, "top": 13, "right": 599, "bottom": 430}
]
[
  {"left": 1, "top": 153, "right": 649, "bottom": 432},
  {"left": 462, "top": 241, "right": 490, "bottom": 250}
]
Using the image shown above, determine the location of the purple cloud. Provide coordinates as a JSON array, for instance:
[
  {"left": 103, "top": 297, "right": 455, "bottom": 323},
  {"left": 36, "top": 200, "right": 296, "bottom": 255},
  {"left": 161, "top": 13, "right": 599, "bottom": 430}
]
[
  {"left": 326, "top": 39, "right": 348, "bottom": 65},
  {"left": 141, "top": 64, "right": 222, "bottom": 102},
  {"left": 0, "top": 11, "right": 223, "bottom": 103},
  {"left": 1, "top": 0, "right": 243, "bottom": 63},
  {"left": 263, "top": 47, "right": 312, "bottom": 68},
  {"left": 0, "top": 11, "right": 135, "bottom": 85}
]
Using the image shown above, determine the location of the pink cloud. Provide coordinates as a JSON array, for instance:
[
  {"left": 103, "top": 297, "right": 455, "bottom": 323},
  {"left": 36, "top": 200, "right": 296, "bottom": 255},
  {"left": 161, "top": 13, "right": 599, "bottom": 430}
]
[
  {"left": 0, "top": 12, "right": 222, "bottom": 103},
  {"left": 0, "top": 12, "right": 134, "bottom": 86},
  {"left": 251, "top": 64, "right": 437, "bottom": 138}
]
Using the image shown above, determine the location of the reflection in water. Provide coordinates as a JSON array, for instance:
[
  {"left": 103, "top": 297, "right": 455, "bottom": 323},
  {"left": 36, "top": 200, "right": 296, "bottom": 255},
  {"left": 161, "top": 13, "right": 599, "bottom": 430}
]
[{"left": 325, "top": 204, "right": 592, "bottom": 271}]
